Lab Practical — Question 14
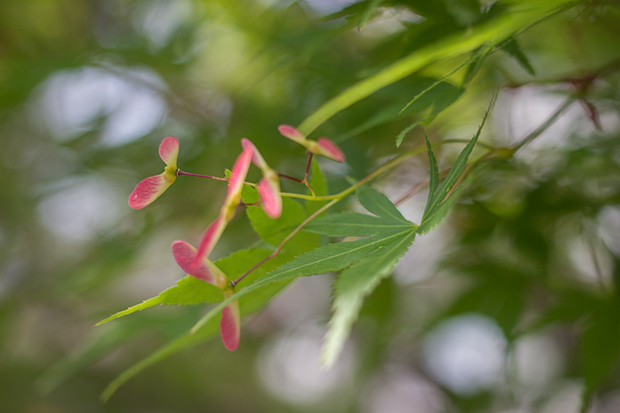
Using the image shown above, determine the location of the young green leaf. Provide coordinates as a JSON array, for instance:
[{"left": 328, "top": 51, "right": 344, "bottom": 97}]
[
  {"left": 321, "top": 230, "right": 417, "bottom": 367},
  {"left": 424, "top": 130, "right": 439, "bottom": 216},
  {"left": 417, "top": 183, "right": 464, "bottom": 234},
  {"left": 305, "top": 212, "right": 412, "bottom": 237},
  {"left": 95, "top": 277, "right": 224, "bottom": 326},
  {"left": 420, "top": 91, "right": 497, "bottom": 231},
  {"left": 357, "top": 184, "right": 409, "bottom": 224},
  {"left": 95, "top": 246, "right": 283, "bottom": 327},
  {"left": 189, "top": 186, "right": 416, "bottom": 334},
  {"left": 395, "top": 118, "right": 426, "bottom": 148},
  {"left": 100, "top": 243, "right": 315, "bottom": 402},
  {"left": 462, "top": 47, "right": 489, "bottom": 87},
  {"left": 244, "top": 186, "right": 307, "bottom": 246}
]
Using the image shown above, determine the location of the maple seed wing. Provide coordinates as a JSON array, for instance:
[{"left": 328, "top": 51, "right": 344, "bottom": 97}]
[
  {"left": 227, "top": 147, "right": 254, "bottom": 200},
  {"left": 220, "top": 298, "right": 241, "bottom": 351},
  {"left": 159, "top": 136, "right": 180, "bottom": 168},
  {"left": 194, "top": 217, "right": 227, "bottom": 270},
  {"left": 317, "top": 137, "right": 345, "bottom": 162},
  {"left": 278, "top": 124, "right": 307, "bottom": 145},
  {"left": 171, "top": 240, "right": 217, "bottom": 284},
  {"left": 241, "top": 138, "right": 268, "bottom": 170},
  {"left": 258, "top": 176, "right": 282, "bottom": 219},
  {"left": 128, "top": 173, "right": 172, "bottom": 209}
]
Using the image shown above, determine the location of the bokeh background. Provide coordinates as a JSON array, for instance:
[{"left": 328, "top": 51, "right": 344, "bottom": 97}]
[{"left": 2, "top": 0, "right": 620, "bottom": 412}]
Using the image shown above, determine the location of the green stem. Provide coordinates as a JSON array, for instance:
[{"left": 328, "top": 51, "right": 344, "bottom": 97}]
[{"left": 512, "top": 98, "right": 574, "bottom": 150}]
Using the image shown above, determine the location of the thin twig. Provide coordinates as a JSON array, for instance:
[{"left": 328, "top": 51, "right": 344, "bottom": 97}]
[
  {"left": 394, "top": 179, "right": 429, "bottom": 206},
  {"left": 302, "top": 153, "right": 316, "bottom": 196},
  {"left": 177, "top": 169, "right": 258, "bottom": 187},
  {"left": 303, "top": 153, "right": 313, "bottom": 182},
  {"left": 278, "top": 173, "right": 304, "bottom": 183},
  {"left": 231, "top": 198, "right": 338, "bottom": 287},
  {"left": 512, "top": 98, "right": 574, "bottom": 150},
  {"left": 176, "top": 170, "right": 228, "bottom": 181}
]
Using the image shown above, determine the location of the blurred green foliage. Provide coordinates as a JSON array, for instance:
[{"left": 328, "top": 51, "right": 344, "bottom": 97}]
[{"left": 2, "top": 0, "right": 620, "bottom": 412}]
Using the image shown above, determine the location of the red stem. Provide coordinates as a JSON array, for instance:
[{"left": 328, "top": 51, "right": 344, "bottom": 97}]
[
  {"left": 176, "top": 169, "right": 228, "bottom": 181},
  {"left": 304, "top": 153, "right": 313, "bottom": 182},
  {"left": 230, "top": 198, "right": 337, "bottom": 287},
  {"left": 278, "top": 173, "right": 304, "bottom": 184}
]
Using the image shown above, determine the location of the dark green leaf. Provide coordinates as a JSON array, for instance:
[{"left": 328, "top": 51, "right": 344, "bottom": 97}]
[
  {"left": 337, "top": 78, "right": 464, "bottom": 142},
  {"left": 581, "top": 305, "right": 620, "bottom": 390},
  {"left": 502, "top": 38, "right": 536, "bottom": 76},
  {"left": 358, "top": 0, "right": 384, "bottom": 31},
  {"left": 307, "top": 157, "right": 328, "bottom": 215}
]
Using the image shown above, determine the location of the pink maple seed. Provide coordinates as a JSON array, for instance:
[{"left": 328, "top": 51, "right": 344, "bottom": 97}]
[
  {"left": 241, "top": 138, "right": 268, "bottom": 170},
  {"left": 258, "top": 176, "right": 282, "bottom": 219},
  {"left": 220, "top": 296, "right": 241, "bottom": 351},
  {"left": 128, "top": 174, "right": 173, "bottom": 209},
  {"left": 227, "top": 147, "right": 254, "bottom": 201},
  {"left": 317, "top": 137, "right": 345, "bottom": 163},
  {"left": 171, "top": 240, "right": 217, "bottom": 284},
  {"left": 158, "top": 136, "right": 180, "bottom": 167},
  {"left": 193, "top": 216, "right": 227, "bottom": 271},
  {"left": 278, "top": 124, "right": 307, "bottom": 145}
]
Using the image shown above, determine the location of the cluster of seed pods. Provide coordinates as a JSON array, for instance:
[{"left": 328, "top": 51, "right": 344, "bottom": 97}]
[{"left": 128, "top": 126, "right": 345, "bottom": 350}]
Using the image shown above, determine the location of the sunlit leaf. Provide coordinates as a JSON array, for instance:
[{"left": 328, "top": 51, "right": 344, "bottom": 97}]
[{"left": 189, "top": 186, "right": 416, "bottom": 335}]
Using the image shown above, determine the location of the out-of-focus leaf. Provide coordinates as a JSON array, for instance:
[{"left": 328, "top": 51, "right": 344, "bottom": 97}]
[
  {"left": 581, "top": 304, "right": 620, "bottom": 394},
  {"left": 298, "top": 0, "right": 574, "bottom": 136},
  {"left": 522, "top": 290, "right": 600, "bottom": 334},
  {"left": 502, "top": 38, "right": 536, "bottom": 75},
  {"left": 398, "top": 48, "right": 486, "bottom": 115},
  {"left": 462, "top": 47, "right": 489, "bottom": 86},
  {"left": 358, "top": 0, "right": 384, "bottom": 31},
  {"left": 395, "top": 118, "right": 429, "bottom": 148},
  {"left": 339, "top": 78, "right": 463, "bottom": 142}
]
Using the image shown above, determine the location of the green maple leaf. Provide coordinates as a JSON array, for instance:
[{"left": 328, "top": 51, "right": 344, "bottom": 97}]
[{"left": 188, "top": 186, "right": 419, "bottom": 367}]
